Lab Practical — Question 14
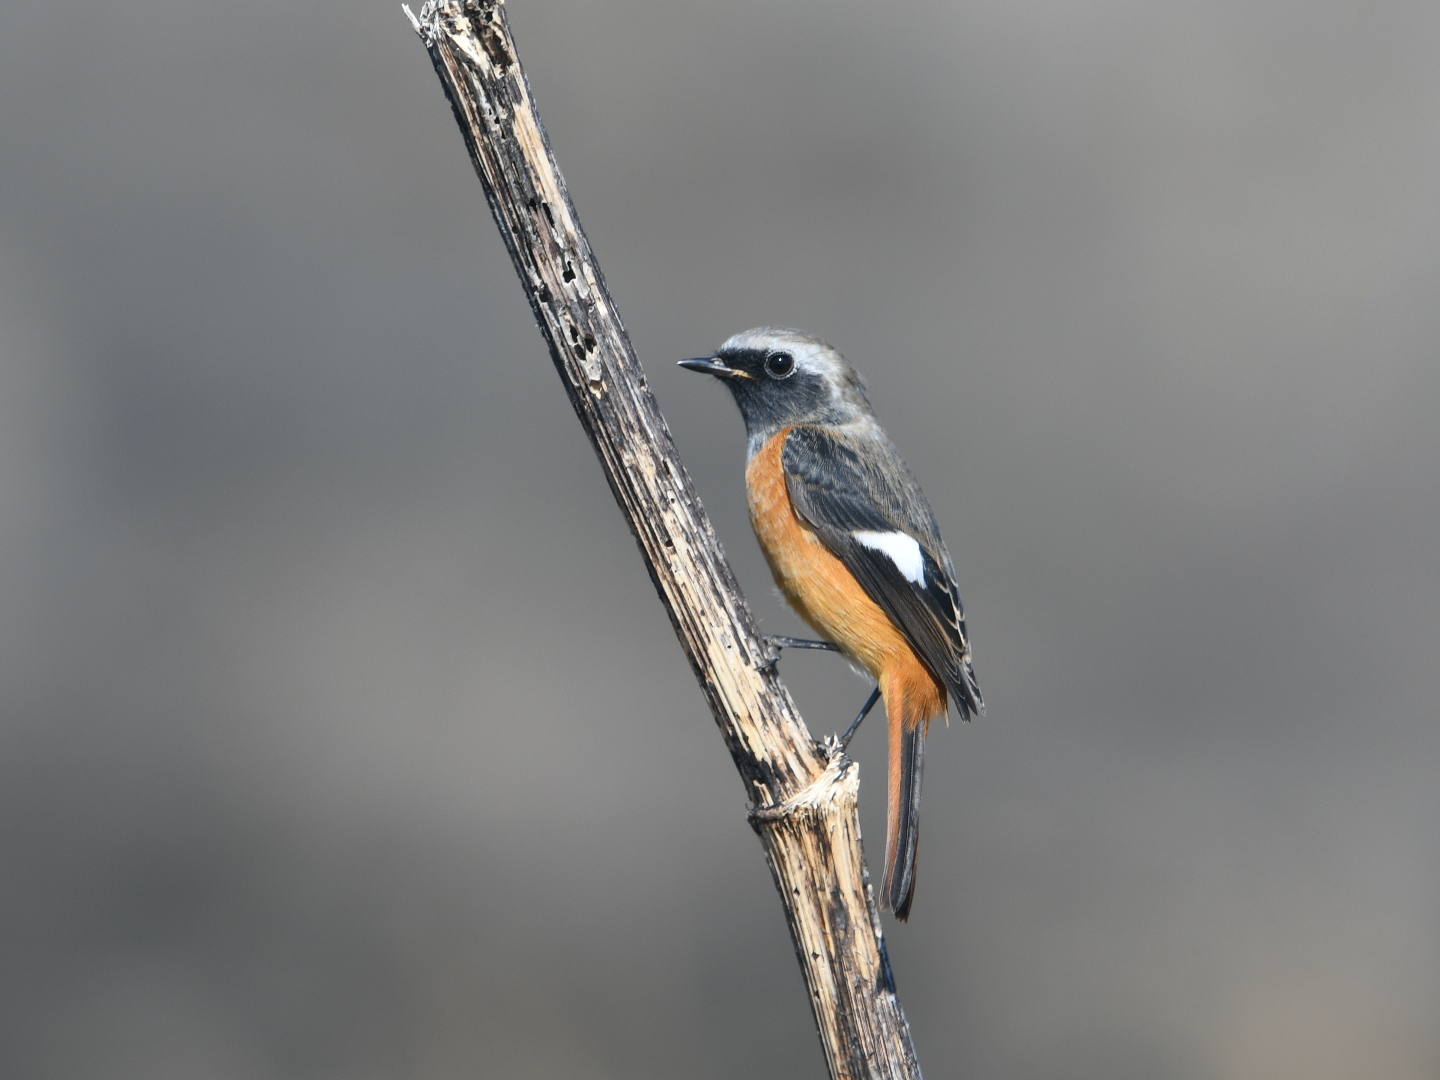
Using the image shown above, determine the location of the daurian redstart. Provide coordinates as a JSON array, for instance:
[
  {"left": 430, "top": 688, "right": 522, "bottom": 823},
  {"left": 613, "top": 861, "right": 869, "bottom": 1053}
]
[{"left": 681, "top": 328, "right": 983, "bottom": 920}]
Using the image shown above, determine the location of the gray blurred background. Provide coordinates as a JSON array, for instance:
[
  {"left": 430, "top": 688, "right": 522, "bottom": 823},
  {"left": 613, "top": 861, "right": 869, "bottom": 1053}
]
[{"left": 1, "top": 0, "right": 1437, "bottom": 1077}]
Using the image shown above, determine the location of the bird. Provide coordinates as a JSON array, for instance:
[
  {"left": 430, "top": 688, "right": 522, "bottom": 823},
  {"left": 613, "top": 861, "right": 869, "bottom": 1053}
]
[{"left": 680, "top": 328, "right": 983, "bottom": 920}]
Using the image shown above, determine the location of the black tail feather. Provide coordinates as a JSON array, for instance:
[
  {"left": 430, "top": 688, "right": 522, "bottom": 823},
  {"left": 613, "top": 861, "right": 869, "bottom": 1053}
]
[{"left": 883, "top": 723, "right": 925, "bottom": 920}]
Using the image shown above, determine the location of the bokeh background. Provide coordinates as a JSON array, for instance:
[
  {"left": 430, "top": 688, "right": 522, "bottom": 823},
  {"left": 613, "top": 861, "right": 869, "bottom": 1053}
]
[{"left": 2, "top": 0, "right": 1438, "bottom": 1077}]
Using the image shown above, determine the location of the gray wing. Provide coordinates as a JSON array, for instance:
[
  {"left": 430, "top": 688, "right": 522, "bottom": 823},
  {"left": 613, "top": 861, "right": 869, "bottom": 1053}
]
[{"left": 782, "top": 424, "right": 984, "bottom": 719}]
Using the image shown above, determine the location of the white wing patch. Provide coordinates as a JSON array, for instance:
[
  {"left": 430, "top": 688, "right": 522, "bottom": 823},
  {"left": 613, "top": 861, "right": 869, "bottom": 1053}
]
[{"left": 853, "top": 530, "right": 926, "bottom": 585}]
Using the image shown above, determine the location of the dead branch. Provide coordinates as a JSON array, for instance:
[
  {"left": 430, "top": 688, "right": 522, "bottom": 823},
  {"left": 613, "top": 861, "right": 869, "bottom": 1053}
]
[{"left": 405, "top": 4, "right": 921, "bottom": 1075}]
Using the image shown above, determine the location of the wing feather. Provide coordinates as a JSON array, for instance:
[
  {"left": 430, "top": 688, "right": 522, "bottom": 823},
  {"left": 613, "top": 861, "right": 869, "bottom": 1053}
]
[{"left": 782, "top": 425, "right": 984, "bottom": 719}]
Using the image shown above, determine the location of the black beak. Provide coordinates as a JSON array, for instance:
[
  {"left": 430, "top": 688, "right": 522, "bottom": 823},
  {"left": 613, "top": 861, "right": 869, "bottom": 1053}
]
[{"left": 678, "top": 356, "right": 748, "bottom": 379}]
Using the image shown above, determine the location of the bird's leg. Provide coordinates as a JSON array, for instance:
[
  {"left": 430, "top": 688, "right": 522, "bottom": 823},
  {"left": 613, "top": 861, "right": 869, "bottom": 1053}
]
[
  {"left": 759, "top": 634, "right": 840, "bottom": 673},
  {"left": 765, "top": 635, "right": 841, "bottom": 653},
  {"left": 759, "top": 638, "right": 875, "bottom": 747},
  {"left": 841, "top": 686, "right": 883, "bottom": 750}
]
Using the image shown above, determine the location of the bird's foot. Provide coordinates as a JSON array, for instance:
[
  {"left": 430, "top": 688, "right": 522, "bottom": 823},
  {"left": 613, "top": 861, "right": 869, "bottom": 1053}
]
[{"left": 758, "top": 635, "right": 839, "bottom": 673}]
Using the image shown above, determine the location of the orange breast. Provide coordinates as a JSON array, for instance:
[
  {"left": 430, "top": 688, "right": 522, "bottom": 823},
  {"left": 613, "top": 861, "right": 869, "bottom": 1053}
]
[{"left": 747, "top": 427, "right": 945, "bottom": 728}]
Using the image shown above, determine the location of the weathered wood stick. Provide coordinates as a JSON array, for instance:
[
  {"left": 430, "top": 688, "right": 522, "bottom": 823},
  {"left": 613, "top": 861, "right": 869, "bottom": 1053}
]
[{"left": 404, "top": 4, "right": 921, "bottom": 1076}]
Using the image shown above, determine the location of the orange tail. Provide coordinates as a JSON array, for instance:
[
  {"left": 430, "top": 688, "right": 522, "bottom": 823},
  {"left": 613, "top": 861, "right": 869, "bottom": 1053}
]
[{"left": 881, "top": 715, "right": 925, "bottom": 920}]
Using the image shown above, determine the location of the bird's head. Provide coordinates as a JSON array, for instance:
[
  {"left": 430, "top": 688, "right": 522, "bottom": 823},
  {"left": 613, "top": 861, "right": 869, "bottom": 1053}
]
[{"left": 678, "top": 328, "right": 872, "bottom": 444}]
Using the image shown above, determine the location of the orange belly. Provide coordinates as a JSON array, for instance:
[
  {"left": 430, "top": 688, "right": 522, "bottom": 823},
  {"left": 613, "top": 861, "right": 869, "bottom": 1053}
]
[{"left": 746, "top": 427, "right": 945, "bottom": 729}]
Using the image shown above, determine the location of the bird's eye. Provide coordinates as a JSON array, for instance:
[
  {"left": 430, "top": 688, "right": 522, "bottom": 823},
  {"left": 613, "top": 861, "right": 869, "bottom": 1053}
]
[{"left": 764, "top": 352, "right": 796, "bottom": 379}]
